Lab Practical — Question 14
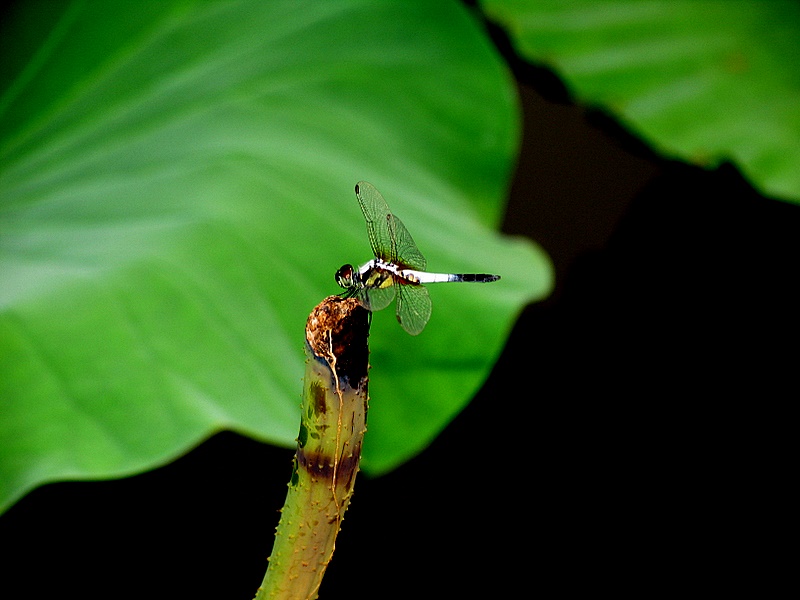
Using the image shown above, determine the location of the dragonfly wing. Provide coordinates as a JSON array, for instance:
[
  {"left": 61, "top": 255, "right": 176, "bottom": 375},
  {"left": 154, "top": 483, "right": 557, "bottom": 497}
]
[
  {"left": 356, "top": 181, "right": 396, "bottom": 262},
  {"left": 395, "top": 284, "right": 431, "bottom": 336},
  {"left": 360, "top": 283, "right": 396, "bottom": 312},
  {"left": 356, "top": 181, "right": 427, "bottom": 270},
  {"left": 390, "top": 213, "right": 426, "bottom": 271}
]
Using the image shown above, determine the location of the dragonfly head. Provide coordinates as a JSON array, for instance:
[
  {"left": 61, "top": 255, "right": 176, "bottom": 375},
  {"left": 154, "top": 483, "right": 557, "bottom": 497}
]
[{"left": 335, "top": 264, "right": 357, "bottom": 290}]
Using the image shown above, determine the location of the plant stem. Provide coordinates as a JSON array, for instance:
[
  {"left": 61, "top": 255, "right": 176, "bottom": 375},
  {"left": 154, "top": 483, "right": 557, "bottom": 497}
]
[{"left": 255, "top": 296, "right": 370, "bottom": 600}]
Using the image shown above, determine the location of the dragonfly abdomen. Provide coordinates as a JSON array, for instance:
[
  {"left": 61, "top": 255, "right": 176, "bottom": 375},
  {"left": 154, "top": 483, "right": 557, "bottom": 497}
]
[
  {"left": 450, "top": 273, "right": 501, "bottom": 283},
  {"left": 402, "top": 270, "right": 500, "bottom": 284}
]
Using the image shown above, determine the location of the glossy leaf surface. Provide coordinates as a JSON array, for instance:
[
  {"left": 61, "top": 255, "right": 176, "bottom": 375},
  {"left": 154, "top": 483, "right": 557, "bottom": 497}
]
[
  {"left": 483, "top": 0, "right": 800, "bottom": 201},
  {"left": 0, "top": 0, "right": 552, "bottom": 511}
]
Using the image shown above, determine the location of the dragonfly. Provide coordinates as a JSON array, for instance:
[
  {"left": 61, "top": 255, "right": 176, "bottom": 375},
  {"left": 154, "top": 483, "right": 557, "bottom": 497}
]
[{"left": 336, "top": 181, "right": 500, "bottom": 335}]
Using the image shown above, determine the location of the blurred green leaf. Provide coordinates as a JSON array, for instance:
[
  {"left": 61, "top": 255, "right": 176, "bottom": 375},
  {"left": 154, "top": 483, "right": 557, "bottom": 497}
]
[
  {"left": 482, "top": 0, "right": 800, "bottom": 201},
  {"left": 0, "top": 0, "right": 552, "bottom": 511}
]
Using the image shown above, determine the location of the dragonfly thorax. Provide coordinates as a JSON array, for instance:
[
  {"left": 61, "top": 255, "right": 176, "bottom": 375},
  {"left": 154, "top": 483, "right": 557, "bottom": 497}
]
[{"left": 359, "top": 258, "right": 422, "bottom": 287}]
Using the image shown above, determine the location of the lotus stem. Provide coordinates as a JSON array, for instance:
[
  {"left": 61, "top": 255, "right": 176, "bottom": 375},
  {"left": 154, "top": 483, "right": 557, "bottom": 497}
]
[{"left": 255, "top": 296, "right": 370, "bottom": 600}]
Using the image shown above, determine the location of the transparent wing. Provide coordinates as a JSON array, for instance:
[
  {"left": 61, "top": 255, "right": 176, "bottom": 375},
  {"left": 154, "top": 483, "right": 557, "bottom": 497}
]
[
  {"left": 355, "top": 181, "right": 427, "bottom": 270},
  {"left": 355, "top": 181, "right": 396, "bottom": 262},
  {"left": 359, "top": 284, "right": 396, "bottom": 312},
  {"left": 395, "top": 284, "right": 432, "bottom": 336},
  {"left": 390, "top": 213, "right": 426, "bottom": 271}
]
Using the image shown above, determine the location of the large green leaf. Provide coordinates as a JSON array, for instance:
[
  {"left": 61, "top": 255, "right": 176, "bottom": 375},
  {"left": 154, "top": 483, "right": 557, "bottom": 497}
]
[
  {"left": 0, "top": 0, "right": 552, "bottom": 511},
  {"left": 482, "top": 0, "right": 800, "bottom": 201}
]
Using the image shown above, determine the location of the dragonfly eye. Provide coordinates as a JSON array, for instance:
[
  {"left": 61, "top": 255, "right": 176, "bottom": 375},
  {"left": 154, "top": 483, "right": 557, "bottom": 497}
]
[{"left": 335, "top": 264, "right": 355, "bottom": 288}]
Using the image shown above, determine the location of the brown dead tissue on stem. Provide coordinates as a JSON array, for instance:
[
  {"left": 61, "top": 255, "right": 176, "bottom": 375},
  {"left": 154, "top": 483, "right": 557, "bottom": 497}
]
[{"left": 306, "top": 296, "right": 370, "bottom": 386}]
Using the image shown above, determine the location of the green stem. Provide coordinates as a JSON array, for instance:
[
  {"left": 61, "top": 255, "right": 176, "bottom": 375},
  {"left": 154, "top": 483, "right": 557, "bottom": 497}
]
[{"left": 255, "top": 296, "right": 369, "bottom": 600}]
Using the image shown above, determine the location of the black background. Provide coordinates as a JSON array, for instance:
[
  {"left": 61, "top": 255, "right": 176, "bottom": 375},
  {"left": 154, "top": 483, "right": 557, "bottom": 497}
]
[{"left": 1, "top": 12, "right": 796, "bottom": 599}]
